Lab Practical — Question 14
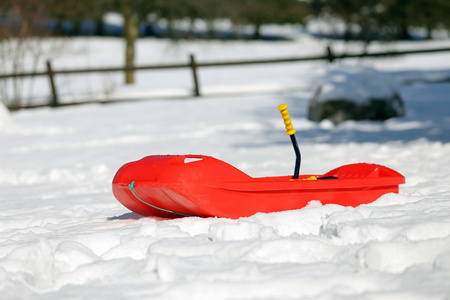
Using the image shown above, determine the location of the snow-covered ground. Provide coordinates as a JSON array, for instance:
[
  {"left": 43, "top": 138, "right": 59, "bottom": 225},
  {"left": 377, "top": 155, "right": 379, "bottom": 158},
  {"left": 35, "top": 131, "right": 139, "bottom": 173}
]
[{"left": 1, "top": 37, "right": 450, "bottom": 299}]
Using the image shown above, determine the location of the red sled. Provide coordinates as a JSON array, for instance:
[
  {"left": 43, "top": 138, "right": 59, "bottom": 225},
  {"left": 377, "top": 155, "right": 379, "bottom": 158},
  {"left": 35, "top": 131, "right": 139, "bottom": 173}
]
[
  {"left": 112, "top": 154, "right": 404, "bottom": 219},
  {"left": 112, "top": 104, "right": 405, "bottom": 219}
]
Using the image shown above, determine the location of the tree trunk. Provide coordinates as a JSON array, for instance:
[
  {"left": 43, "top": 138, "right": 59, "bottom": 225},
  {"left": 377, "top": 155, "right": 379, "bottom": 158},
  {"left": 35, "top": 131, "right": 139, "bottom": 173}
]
[
  {"left": 122, "top": 0, "right": 138, "bottom": 84},
  {"left": 253, "top": 24, "right": 261, "bottom": 40},
  {"left": 95, "top": 18, "right": 104, "bottom": 36},
  {"left": 399, "top": 24, "right": 410, "bottom": 40},
  {"left": 426, "top": 25, "right": 433, "bottom": 40}
]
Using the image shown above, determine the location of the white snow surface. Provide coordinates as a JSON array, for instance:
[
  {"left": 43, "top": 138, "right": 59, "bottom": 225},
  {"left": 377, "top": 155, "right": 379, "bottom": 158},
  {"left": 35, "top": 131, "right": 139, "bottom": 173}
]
[
  {"left": 1, "top": 37, "right": 450, "bottom": 299},
  {"left": 0, "top": 101, "right": 14, "bottom": 132}
]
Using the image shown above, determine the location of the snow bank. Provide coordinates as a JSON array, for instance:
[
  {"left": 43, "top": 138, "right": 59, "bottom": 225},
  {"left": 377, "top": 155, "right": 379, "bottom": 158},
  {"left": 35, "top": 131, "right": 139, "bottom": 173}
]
[{"left": 315, "top": 65, "right": 399, "bottom": 104}]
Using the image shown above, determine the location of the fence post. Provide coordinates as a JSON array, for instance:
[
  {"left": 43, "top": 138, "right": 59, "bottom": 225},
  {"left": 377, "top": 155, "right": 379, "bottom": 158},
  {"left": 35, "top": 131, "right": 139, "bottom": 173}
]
[
  {"left": 46, "top": 60, "right": 59, "bottom": 107},
  {"left": 326, "top": 45, "right": 335, "bottom": 63},
  {"left": 189, "top": 54, "right": 200, "bottom": 97}
]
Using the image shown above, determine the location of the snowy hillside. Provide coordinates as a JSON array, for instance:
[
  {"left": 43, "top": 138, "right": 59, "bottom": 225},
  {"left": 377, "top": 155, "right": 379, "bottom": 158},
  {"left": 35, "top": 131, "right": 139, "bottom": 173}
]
[{"left": 1, "top": 37, "right": 450, "bottom": 299}]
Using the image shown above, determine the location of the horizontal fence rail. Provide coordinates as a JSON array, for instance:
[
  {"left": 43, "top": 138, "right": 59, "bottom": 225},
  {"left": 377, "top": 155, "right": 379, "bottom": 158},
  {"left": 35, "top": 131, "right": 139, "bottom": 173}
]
[{"left": 1, "top": 45, "right": 450, "bottom": 108}]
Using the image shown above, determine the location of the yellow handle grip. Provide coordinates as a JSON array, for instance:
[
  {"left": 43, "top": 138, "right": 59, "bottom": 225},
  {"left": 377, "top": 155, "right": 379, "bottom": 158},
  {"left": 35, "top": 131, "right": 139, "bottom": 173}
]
[{"left": 278, "top": 104, "right": 296, "bottom": 135}]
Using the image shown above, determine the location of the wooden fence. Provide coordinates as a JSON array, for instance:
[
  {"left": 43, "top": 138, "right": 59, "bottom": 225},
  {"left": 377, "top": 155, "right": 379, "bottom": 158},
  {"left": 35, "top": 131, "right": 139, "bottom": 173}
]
[{"left": 1, "top": 45, "right": 450, "bottom": 109}]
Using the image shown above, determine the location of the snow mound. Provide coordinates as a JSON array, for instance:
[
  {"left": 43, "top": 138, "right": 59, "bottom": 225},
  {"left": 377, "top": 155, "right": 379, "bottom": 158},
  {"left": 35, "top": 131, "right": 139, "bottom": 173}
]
[{"left": 316, "top": 65, "right": 399, "bottom": 104}]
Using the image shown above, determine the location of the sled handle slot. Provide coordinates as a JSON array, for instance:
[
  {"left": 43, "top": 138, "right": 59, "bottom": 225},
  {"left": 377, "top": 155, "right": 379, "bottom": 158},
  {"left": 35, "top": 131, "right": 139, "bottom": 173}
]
[{"left": 278, "top": 104, "right": 301, "bottom": 179}]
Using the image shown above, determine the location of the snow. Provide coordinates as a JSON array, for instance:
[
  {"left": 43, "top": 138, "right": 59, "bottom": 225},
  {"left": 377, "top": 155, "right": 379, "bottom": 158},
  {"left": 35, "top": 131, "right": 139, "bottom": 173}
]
[
  {"left": 103, "top": 12, "right": 124, "bottom": 27},
  {"left": 1, "top": 36, "right": 450, "bottom": 299},
  {"left": 0, "top": 101, "right": 14, "bottom": 132},
  {"left": 314, "top": 65, "right": 400, "bottom": 104}
]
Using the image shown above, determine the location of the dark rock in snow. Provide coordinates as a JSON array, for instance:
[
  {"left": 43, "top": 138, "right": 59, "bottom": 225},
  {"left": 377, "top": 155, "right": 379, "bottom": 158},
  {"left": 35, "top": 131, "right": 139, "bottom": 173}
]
[{"left": 308, "top": 66, "right": 405, "bottom": 125}]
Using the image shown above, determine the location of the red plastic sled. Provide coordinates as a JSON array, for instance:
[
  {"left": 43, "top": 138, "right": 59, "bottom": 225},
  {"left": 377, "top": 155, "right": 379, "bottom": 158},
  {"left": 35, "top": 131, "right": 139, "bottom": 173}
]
[{"left": 112, "top": 154, "right": 405, "bottom": 219}]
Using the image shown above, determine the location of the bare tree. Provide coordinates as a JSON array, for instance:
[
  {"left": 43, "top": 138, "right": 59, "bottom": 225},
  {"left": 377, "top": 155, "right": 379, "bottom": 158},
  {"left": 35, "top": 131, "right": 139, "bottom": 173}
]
[
  {"left": 0, "top": 0, "right": 51, "bottom": 108},
  {"left": 121, "top": 0, "right": 138, "bottom": 84}
]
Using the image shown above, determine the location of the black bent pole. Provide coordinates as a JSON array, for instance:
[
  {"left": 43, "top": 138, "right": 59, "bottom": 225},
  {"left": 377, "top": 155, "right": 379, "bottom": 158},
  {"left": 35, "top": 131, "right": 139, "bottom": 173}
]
[{"left": 278, "top": 104, "right": 301, "bottom": 179}]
